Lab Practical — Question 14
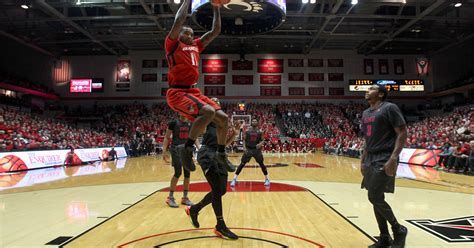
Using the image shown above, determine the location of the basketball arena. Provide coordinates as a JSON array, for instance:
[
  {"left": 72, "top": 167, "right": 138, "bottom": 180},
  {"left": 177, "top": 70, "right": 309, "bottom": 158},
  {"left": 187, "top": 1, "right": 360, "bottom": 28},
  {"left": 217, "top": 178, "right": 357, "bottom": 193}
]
[{"left": 0, "top": 0, "right": 473, "bottom": 247}]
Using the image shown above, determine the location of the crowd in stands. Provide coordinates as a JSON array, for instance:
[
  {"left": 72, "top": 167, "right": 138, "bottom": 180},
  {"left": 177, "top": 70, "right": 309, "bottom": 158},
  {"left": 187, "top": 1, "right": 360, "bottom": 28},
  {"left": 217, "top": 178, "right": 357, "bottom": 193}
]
[
  {"left": 0, "top": 106, "right": 122, "bottom": 152},
  {"left": 1, "top": 98, "right": 472, "bottom": 173},
  {"left": 275, "top": 103, "right": 365, "bottom": 158},
  {"left": 406, "top": 106, "right": 472, "bottom": 148}
]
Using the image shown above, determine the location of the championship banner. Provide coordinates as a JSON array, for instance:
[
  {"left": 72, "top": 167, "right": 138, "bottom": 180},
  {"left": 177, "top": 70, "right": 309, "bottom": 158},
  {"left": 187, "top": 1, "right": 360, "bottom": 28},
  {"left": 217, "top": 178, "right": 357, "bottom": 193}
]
[
  {"left": 308, "top": 73, "right": 324, "bottom": 81},
  {"left": 260, "top": 86, "right": 281, "bottom": 96},
  {"left": 204, "top": 86, "right": 225, "bottom": 96},
  {"left": 260, "top": 75, "right": 281, "bottom": 84},
  {"left": 364, "top": 59, "right": 374, "bottom": 75},
  {"left": 202, "top": 59, "right": 228, "bottom": 73},
  {"left": 0, "top": 147, "right": 128, "bottom": 172},
  {"left": 416, "top": 58, "right": 430, "bottom": 76},
  {"left": 257, "top": 59, "right": 284, "bottom": 73},
  {"left": 394, "top": 59, "right": 404, "bottom": 75},
  {"left": 142, "top": 59, "right": 157, "bottom": 68},
  {"left": 115, "top": 83, "right": 130, "bottom": 92},
  {"left": 328, "top": 73, "right": 344, "bottom": 81},
  {"left": 329, "top": 87, "right": 344, "bottom": 95},
  {"left": 232, "top": 75, "right": 253, "bottom": 85},
  {"left": 288, "top": 59, "right": 304, "bottom": 67},
  {"left": 141, "top": 73, "right": 157, "bottom": 82},
  {"left": 204, "top": 75, "right": 226, "bottom": 85},
  {"left": 232, "top": 60, "right": 253, "bottom": 70},
  {"left": 309, "top": 87, "right": 324, "bottom": 95},
  {"left": 116, "top": 60, "right": 131, "bottom": 82},
  {"left": 328, "top": 59, "right": 343, "bottom": 67},
  {"left": 288, "top": 87, "right": 305, "bottom": 96},
  {"left": 379, "top": 59, "right": 389, "bottom": 75},
  {"left": 308, "top": 59, "right": 323, "bottom": 67},
  {"left": 288, "top": 73, "right": 304, "bottom": 81}
]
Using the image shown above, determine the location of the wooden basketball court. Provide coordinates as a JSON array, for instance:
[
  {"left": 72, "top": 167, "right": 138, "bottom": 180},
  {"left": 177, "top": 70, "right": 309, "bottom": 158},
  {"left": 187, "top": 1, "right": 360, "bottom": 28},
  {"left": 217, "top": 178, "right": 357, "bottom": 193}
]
[{"left": 1, "top": 153, "right": 473, "bottom": 247}]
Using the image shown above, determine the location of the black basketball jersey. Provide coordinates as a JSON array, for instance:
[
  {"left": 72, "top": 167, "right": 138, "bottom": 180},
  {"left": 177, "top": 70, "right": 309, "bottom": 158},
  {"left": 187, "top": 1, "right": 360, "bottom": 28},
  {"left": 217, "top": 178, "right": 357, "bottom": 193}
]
[
  {"left": 245, "top": 128, "right": 262, "bottom": 148},
  {"left": 202, "top": 122, "right": 217, "bottom": 149},
  {"left": 168, "top": 119, "right": 192, "bottom": 146},
  {"left": 362, "top": 102, "right": 406, "bottom": 154}
]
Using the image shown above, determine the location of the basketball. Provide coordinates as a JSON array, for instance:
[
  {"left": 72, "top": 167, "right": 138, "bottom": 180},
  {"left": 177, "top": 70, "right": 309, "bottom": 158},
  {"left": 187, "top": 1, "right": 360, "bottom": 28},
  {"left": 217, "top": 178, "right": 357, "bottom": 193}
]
[
  {"left": 407, "top": 149, "right": 440, "bottom": 167},
  {"left": 210, "top": 0, "right": 230, "bottom": 7},
  {"left": 0, "top": 155, "right": 28, "bottom": 173},
  {"left": 101, "top": 149, "right": 109, "bottom": 160}
]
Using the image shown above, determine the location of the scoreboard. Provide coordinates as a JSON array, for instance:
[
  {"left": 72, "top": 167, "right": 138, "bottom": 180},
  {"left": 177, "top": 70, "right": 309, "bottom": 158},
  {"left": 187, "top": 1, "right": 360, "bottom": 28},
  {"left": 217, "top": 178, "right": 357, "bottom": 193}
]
[{"left": 349, "top": 79, "right": 424, "bottom": 92}]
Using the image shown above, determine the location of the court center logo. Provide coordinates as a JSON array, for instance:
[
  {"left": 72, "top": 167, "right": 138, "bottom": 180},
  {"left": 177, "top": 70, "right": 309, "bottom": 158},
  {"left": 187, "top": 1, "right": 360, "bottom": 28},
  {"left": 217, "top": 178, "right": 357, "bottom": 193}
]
[
  {"left": 223, "top": 0, "right": 263, "bottom": 12},
  {"left": 407, "top": 216, "right": 474, "bottom": 243}
]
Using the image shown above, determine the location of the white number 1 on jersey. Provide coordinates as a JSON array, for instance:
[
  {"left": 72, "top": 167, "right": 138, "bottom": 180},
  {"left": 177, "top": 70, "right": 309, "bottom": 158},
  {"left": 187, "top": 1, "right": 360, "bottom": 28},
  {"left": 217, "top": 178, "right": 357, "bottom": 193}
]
[{"left": 190, "top": 53, "right": 198, "bottom": 66}]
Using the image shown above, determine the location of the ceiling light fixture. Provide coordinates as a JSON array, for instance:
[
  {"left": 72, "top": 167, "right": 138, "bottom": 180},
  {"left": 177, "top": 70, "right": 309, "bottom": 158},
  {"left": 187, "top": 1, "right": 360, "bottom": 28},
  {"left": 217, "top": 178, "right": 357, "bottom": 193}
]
[
  {"left": 302, "top": 0, "right": 309, "bottom": 4},
  {"left": 351, "top": 0, "right": 358, "bottom": 5},
  {"left": 310, "top": 0, "right": 316, "bottom": 4},
  {"left": 76, "top": 0, "right": 82, "bottom": 5},
  {"left": 454, "top": 2, "right": 462, "bottom": 7},
  {"left": 20, "top": 4, "right": 29, "bottom": 9}
]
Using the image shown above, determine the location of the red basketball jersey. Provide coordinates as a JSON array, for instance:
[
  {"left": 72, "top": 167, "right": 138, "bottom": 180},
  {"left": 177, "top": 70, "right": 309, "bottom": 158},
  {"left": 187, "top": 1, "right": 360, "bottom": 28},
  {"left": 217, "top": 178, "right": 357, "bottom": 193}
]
[{"left": 165, "top": 36, "right": 204, "bottom": 86}]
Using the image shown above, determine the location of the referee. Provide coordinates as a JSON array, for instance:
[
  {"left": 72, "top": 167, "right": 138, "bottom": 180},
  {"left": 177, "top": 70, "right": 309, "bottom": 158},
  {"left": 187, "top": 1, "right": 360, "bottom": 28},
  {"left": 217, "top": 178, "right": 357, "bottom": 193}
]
[{"left": 361, "top": 84, "right": 408, "bottom": 248}]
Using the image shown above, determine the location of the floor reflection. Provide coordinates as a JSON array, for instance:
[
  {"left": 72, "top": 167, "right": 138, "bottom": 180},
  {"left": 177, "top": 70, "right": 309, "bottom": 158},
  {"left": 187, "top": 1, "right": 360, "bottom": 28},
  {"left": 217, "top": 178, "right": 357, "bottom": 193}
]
[{"left": 0, "top": 158, "right": 127, "bottom": 190}]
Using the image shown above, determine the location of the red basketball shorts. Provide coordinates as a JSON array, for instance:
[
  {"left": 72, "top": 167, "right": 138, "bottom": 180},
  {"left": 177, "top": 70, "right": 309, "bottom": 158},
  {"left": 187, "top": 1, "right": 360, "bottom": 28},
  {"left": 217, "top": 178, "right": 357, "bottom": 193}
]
[{"left": 166, "top": 88, "right": 221, "bottom": 121}]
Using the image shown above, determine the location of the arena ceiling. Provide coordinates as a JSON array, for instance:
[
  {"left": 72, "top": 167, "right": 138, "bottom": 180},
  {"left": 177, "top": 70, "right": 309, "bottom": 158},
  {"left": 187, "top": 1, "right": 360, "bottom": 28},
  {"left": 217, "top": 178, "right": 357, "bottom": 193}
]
[{"left": 1, "top": 0, "right": 473, "bottom": 56}]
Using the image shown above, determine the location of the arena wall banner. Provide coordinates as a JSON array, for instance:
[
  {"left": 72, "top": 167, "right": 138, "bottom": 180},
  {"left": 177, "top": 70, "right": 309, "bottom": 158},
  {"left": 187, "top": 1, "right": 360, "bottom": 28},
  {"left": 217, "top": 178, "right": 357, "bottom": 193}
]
[
  {"left": 0, "top": 158, "right": 127, "bottom": 190},
  {"left": 399, "top": 148, "right": 442, "bottom": 166},
  {"left": 0, "top": 147, "right": 127, "bottom": 172},
  {"left": 396, "top": 148, "right": 442, "bottom": 181}
]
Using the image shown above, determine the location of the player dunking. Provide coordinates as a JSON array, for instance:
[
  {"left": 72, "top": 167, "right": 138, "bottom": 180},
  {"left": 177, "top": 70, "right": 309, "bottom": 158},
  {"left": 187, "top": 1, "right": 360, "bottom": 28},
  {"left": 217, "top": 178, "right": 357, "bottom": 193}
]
[
  {"left": 165, "top": 0, "right": 234, "bottom": 173},
  {"left": 185, "top": 98, "right": 241, "bottom": 240},
  {"left": 162, "top": 115, "right": 199, "bottom": 208},
  {"left": 361, "top": 85, "right": 408, "bottom": 248},
  {"left": 230, "top": 118, "right": 270, "bottom": 187}
]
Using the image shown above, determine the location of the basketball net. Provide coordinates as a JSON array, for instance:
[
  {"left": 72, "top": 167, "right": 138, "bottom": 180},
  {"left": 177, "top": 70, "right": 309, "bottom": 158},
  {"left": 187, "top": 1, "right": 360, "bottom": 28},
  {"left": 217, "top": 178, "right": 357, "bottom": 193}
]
[{"left": 231, "top": 115, "right": 251, "bottom": 140}]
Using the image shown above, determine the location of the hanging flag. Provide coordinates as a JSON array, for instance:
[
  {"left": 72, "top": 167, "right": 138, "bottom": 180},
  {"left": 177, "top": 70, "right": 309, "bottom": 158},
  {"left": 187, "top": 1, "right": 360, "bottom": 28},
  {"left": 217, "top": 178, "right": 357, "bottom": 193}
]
[
  {"left": 416, "top": 58, "right": 430, "bottom": 76},
  {"left": 52, "top": 59, "right": 70, "bottom": 85}
]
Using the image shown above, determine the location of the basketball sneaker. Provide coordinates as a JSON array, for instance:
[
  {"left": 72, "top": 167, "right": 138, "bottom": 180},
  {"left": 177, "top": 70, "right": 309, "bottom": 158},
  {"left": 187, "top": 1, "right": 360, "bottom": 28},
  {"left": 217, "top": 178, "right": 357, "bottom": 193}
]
[
  {"left": 214, "top": 224, "right": 239, "bottom": 240},
  {"left": 230, "top": 178, "right": 237, "bottom": 187},
  {"left": 264, "top": 179, "right": 270, "bottom": 186},
  {"left": 368, "top": 234, "right": 392, "bottom": 248},
  {"left": 181, "top": 197, "right": 193, "bottom": 206},
  {"left": 185, "top": 206, "right": 200, "bottom": 228},
  {"left": 392, "top": 225, "right": 408, "bottom": 248},
  {"left": 165, "top": 196, "right": 179, "bottom": 208},
  {"left": 177, "top": 144, "right": 195, "bottom": 172},
  {"left": 215, "top": 152, "right": 236, "bottom": 172}
]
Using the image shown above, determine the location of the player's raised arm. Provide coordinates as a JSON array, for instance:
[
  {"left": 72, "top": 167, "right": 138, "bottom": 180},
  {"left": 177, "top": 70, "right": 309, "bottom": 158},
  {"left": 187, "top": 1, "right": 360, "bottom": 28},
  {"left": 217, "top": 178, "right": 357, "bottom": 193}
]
[
  {"left": 169, "top": 0, "right": 191, "bottom": 40},
  {"left": 200, "top": 6, "right": 221, "bottom": 47}
]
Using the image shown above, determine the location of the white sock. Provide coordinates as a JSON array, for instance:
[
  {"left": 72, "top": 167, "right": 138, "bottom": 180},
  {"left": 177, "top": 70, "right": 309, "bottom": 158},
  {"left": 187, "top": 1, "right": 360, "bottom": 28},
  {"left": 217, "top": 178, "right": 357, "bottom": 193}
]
[
  {"left": 265, "top": 175, "right": 269, "bottom": 180},
  {"left": 233, "top": 175, "right": 238, "bottom": 180}
]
